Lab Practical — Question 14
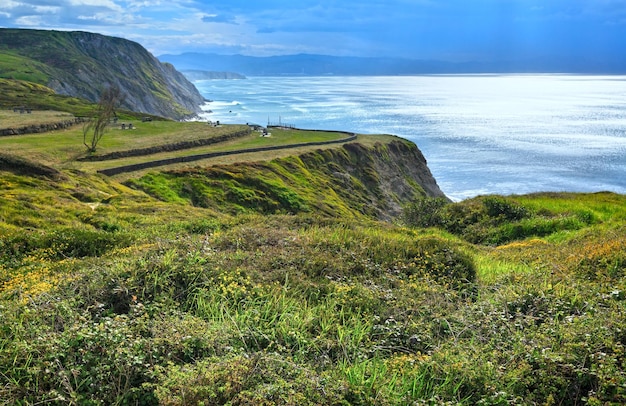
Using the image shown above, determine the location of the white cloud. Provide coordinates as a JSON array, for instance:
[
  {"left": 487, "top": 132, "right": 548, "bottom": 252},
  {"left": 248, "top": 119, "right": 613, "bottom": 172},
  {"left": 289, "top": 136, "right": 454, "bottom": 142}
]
[
  {"left": 2, "top": 0, "right": 625, "bottom": 59},
  {"left": 14, "top": 15, "right": 45, "bottom": 25},
  {"left": 68, "top": 0, "right": 117, "bottom": 7},
  {"left": 33, "top": 5, "right": 58, "bottom": 13},
  {"left": 0, "top": 0, "right": 20, "bottom": 9}
]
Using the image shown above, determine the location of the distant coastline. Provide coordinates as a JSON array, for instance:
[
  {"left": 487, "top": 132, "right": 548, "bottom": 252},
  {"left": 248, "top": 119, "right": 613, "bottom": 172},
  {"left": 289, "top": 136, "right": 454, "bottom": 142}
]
[
  {"left": 182, "top": 70, "right": 246, "bottom": 81},
  {"left": 160, "top": 52, "right": 626, "bottom": 77}
]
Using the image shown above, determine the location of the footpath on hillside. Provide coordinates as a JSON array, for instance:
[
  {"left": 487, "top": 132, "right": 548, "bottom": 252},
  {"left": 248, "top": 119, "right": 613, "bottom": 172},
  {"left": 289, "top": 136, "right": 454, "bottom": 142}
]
[{"left": 97, "top": 129, "right": 357, "bottom": 176}]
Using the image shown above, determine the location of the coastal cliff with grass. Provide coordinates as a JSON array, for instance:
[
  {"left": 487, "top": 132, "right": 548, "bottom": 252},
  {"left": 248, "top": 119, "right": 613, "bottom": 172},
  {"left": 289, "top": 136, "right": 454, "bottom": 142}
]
[
  {"left": 1, "top": 31, "right": 626, "bottom": 405},
  {"left": 0, "top": 29, "right": 204, "bottom": 120},
  {"left": 1, "top": 109, "right": 625, "bottom": 405}
]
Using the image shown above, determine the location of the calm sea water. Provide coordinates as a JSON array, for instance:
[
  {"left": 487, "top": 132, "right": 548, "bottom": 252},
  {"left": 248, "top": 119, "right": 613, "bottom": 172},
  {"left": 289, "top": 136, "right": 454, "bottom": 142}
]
[{"left": 194, "top": 75, "right": 626, "bottom": 201}]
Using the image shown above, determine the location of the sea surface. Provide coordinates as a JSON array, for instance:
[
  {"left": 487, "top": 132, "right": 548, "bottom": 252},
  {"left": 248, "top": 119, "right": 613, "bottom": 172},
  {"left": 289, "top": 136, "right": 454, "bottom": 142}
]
[{"left": 194, "top": 75, "right": 626, "bottom": 201}]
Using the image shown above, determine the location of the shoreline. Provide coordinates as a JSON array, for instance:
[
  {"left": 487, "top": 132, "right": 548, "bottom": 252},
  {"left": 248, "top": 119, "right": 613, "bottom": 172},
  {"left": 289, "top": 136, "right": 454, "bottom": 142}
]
[{"left": 191, "top": 75, "right": 626, "bottom": 200}]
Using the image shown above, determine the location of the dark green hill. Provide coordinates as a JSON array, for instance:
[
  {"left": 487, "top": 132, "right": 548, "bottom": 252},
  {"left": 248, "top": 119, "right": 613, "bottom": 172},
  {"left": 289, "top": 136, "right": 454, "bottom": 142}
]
[{"left": 0, "top": 29, "right": 204, "bottom": 119}]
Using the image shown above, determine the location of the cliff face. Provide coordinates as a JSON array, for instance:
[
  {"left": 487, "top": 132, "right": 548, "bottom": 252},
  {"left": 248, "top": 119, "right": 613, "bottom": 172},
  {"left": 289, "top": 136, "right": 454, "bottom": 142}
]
[
  {"left": 128, "top": 139, "right": 446, "bottom": 220},
  {"left": 297, "top": 139, "right": 448, "bottom": 219},
  {"left": 0, "top": 29, "right": 204, "bottom": 119}
]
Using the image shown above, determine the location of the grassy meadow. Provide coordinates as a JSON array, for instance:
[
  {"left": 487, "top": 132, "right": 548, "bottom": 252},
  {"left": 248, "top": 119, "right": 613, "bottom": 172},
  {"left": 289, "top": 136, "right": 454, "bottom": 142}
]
[
  {"left": 0, "top": 111, "right": 360, "bottom": 170},
  {"left": 1, "top": 112, "right": 625, "bottom": 405},
  {"left": 0, "top": 110, "right": 77, "bottom": 129}
]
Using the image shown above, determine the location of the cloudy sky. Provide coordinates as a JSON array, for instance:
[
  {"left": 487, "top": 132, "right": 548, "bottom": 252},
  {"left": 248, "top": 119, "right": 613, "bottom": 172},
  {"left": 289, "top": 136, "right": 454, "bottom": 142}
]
[{"left": 1, "top": 0, "right": 625, "bottom": 62}]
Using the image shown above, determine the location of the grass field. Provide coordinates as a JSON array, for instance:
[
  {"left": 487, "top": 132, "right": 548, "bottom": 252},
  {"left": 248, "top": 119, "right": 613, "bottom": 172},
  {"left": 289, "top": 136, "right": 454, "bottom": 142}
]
[
  {"left": 0, "top": 116, "right": 366, "bottom": 174},
  {"left": 1, "top": 112, "right": 625, "bottom": 405},
  {"left": 0, "top": 109, "right": 76, "bottom": 129}
]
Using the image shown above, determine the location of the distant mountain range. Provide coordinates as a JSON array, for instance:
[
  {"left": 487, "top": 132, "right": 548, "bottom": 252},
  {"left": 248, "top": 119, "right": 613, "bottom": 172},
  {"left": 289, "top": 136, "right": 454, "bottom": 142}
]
[
  {"left": 159, "top": 52, "right": 626, "bottom": 76},
  {"left": 181, "top": 70, "right": 246, "bottom": 80}
]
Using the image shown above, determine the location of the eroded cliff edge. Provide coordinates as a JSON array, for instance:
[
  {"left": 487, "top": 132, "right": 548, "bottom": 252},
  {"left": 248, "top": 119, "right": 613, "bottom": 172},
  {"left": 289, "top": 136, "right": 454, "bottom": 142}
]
[{"left": 128, "top": 138, "right": 447, "bottom": 220}]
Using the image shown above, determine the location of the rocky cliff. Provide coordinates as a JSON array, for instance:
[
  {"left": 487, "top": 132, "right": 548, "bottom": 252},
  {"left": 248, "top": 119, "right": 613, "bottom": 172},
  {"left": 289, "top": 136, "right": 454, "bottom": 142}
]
[
  {"left": 296, "top": 139, "right": 448, "bottom": 219},
  {"left": 0, "top": 29, "right": 204, "bottom": 120}
]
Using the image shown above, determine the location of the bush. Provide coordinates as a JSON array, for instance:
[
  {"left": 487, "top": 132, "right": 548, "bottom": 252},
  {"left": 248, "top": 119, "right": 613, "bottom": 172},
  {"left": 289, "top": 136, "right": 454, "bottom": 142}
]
[
  {"left": 0, "top": 227, "right": 132, "bottom": 264},
  {"left": 408, "top": 196, "right": 595, "bottom": 246},
  {"left": 153, "top": 353, "right": 350, "bottom": 405},
  {"left": 0, "top": 305, "right": 158, "bottom": 405},
  {"left": 400, "top": 237, "right": 477, "bottom": 285},
  {"left": 402, "top": 197, "right": 449, "bottom": 228},
  {"left": 482, "top": 196, "right": 530, "bottom": 221}
]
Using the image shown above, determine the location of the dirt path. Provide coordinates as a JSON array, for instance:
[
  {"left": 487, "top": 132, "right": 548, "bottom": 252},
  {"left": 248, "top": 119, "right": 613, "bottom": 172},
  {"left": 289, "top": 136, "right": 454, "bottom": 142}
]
[{"left": 98, "top": 134, "right": 357, "bottom": 176}]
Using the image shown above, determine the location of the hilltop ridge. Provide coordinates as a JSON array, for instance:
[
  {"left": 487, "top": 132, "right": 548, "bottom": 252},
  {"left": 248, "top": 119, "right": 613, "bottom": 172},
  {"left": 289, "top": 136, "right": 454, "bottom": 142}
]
[{"left": 0, "top": 28, "right": 204, "bottom": 119}]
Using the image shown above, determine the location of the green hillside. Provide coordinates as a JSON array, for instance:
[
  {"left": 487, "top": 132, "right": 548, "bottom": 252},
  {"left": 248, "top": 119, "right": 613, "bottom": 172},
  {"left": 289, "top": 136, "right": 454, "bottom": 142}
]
[
  {"left": 0, "top": 112, "right": 625, "bottom": 404},
  {"left": 0, "top": 78, "right": 97, "bottom": 116},
  {"left": 0, "top": 29, "right": 204, "bottom": 119},
  {"left": 0, "top": 51, "right": 51, "bottom": 84}
]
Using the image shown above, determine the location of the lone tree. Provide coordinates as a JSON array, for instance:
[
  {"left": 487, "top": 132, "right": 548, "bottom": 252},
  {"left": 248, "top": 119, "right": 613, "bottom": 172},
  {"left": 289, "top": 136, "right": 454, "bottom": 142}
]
[{"left": 83, "top": 85, "right": 125, "bottom": 153}]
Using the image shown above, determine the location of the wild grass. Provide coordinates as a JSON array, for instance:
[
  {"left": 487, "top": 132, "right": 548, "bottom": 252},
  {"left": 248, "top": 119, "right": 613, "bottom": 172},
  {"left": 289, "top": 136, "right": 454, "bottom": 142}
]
[
  {"left": 0, "top": 109, "right": 76, "bottom": 129},
  {"left": 0, "top": 119, "right": 363, "bottom": 175},
  {"left": 0, "top": 78, "right": 97, "bottom": 116},
  {"left": 0, "top": 121, "right": 246, "bottom": 165},
  {"left": 1, "top": 123, "right": 625, "bottom": 404},
  {"left": 0, "top": 52, "right": 50, "bottom": 84},
  {"left": 1, "top": 187, "right": 625, "bottom": 404}
]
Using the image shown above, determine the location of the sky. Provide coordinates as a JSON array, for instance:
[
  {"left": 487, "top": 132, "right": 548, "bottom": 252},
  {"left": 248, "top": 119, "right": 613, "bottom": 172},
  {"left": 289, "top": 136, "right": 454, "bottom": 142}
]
[{"left": 1, "top": 0, "right": 626, "bottom": 62}]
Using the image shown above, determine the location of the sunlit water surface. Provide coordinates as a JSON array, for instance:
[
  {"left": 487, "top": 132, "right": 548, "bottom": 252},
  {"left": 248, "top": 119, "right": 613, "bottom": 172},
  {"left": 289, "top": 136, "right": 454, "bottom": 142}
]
[{"left": 194, "top": 75, "right": 626, "bottom": 200}]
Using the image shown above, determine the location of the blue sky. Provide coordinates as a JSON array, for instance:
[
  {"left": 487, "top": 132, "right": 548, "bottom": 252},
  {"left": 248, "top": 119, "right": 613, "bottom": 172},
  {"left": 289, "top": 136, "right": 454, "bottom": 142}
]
[{"left": 1, "top": 0, "right": 625, "bottom": 62}]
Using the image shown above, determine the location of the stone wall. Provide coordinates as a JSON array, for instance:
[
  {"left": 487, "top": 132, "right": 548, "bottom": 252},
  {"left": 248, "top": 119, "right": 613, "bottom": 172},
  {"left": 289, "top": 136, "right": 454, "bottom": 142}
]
[{"left": 0, "top": 118, "right": 86, "bottom": 136}]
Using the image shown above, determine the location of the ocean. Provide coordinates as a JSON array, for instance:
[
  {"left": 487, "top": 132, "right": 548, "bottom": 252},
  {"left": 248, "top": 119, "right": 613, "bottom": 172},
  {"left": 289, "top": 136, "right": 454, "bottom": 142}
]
[{"left": 193, "top": 75, "right": 626, "bottom": 201}]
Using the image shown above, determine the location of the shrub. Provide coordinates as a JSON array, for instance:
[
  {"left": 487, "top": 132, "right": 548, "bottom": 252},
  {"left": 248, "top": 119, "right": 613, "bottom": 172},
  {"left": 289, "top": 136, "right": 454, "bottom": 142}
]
[
  {"left": 570, "top": 231, "right": 626, "bottom": 280},
  {"left": 482, "top": 196, "right": 530, "bottom": 221},
  {"left": 181, "top": 218, "right": 221, "bottom": 235},
  {"left": 399, "top": 237, "right": 477, "bottom": 286},
  {"left": 42, "top": 228, "right": 133, "bottom": 259},
  {"left": 0, "top": 305, "right": 158, "bottom": 405},
  {"left": 0, "top": 227, "right": 132, "bottom": 264},
  {"left": 153, "top": 353, "right": 350, "bottom": 405},
  {"left": 402, "top": 197, "right": 449, "bottom": 228},
  {"left": 422, "top": 196, "right": 595, "bottom": 245}
]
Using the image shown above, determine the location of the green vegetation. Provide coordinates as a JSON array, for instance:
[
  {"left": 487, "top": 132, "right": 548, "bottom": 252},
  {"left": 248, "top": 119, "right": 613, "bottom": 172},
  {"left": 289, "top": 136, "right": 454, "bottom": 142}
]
[
  {"left": 0, "top": 79, "right": 97, "bottom": 117},
  {"left": 125, "top": 143, "right": 403, "bottom": 217},
  {"left": 0, "top": 109, "right": 76, "bottom": 129},
  {"left": 0, "top": 28, "right": 204, "bottom": 120},
  {"left": 0, "top": 51, "right": 51, "bottom": 84},
  {"left": 0, "top": 114, "right": 354, "bottom": 170},
  {"left": 402, "top": 194, "right": 611, "bottom": 245},
  {"left": 1, "top": 112, "right": 625, "bottom": 404},
  {"left": 82, "top": 85, "right": 125, "bottom": 153}
]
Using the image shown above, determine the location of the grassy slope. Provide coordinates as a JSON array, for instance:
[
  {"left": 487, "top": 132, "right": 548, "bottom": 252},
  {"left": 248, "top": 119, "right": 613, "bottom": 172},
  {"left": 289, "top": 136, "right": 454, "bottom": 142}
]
[
  {"left": 0, "top": 109, "right": 76, "bottom": 129},
  {"left": 0, "top": 116, "right": 360, "bottom": 169},
  {"left": 0, "top": 29, "right": 205, "bottom": 119},
  {"left": 0, "top": 78, "right": 96, "bottom": 116},
  {"left": 0, "top": 51, "right": 51, "bottom": 84},
  {"left": 0, "top": 117, "right": 625, "bottom": 405}
]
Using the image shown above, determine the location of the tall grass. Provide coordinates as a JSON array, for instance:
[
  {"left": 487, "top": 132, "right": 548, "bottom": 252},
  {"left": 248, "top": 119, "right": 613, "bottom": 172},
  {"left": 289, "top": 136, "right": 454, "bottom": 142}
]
[{"left": 1, "top": 151, "right": 626, "bottom": 404}]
